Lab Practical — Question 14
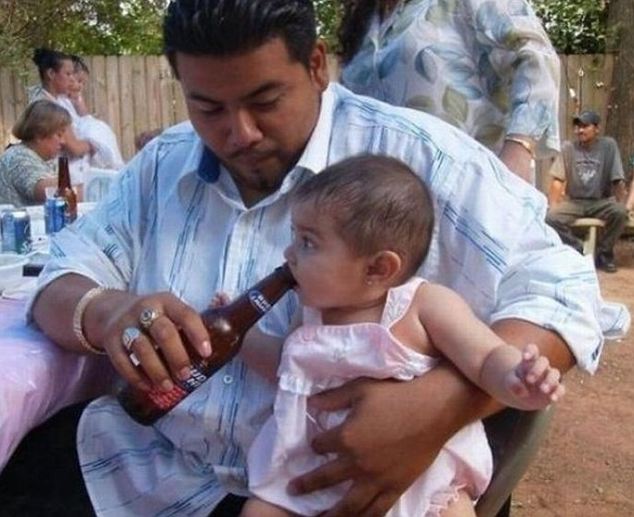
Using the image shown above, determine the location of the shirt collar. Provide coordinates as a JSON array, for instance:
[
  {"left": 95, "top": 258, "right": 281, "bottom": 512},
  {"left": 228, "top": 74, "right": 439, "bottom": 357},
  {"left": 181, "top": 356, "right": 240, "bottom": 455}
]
[{"left": 293, "top": 83, "right": 335, "bottom": 176}]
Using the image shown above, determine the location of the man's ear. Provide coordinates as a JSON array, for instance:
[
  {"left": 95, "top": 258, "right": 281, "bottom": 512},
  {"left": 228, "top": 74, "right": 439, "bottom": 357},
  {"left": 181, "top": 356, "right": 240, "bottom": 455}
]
[
  {"left": 365, "top": 250, "right": 402, "bottom": 286},
  {"left": 309, "top": 40, "right": 330, "bottom": 91}
]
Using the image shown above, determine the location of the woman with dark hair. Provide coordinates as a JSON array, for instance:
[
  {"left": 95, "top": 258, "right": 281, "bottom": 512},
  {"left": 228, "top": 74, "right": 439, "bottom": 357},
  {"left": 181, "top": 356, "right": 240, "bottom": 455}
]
[
  {"left": 0, "top": 100, "right": 71, "bottom": 207},
  {"left": 29, "top": 48, "right": 94, "bottom": 162},
  {"left": 338, "top": 0, "right": 561, "bottom": 183}
]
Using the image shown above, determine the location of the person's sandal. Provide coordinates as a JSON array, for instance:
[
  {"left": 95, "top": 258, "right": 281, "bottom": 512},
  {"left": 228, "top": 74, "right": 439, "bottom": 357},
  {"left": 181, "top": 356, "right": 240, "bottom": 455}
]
[{"left": 595, "top": 253, "right": 617, "bottom": 273}]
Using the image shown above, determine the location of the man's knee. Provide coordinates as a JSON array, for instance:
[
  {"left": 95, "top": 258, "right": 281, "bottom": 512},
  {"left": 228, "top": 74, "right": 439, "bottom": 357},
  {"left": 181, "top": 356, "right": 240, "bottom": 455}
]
[{"left": 611, "top": 202, "right": 628, "bottom": 223}]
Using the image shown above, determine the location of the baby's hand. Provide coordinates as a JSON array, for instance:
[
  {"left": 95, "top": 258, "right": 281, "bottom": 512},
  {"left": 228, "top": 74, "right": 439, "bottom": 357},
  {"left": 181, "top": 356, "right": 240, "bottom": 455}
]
[
  {"left": 209, "top": 292, "right": 231, "bottom": 308},
  {"left": 506, "top": 344, "right": 565, "bottom": 410}
]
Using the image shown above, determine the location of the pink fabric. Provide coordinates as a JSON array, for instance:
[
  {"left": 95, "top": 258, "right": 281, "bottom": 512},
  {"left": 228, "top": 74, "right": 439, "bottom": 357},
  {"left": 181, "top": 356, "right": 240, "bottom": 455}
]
[
  {"left": 248, "top": 278, "right": 493, "bottom": 516},
  {"left": 0, "top": 298, "right": 115, "bottom": 471}
]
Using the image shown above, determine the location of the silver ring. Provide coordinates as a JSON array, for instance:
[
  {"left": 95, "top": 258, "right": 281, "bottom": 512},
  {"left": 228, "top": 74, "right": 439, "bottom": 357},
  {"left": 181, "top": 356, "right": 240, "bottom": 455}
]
[
  {"left": 139, "top": 308, "right": 161, "bottom": 331},
  {"left": 121, "top": 326, "right": 142, "bottom": 350},
  {"left": 121, "top": 327, "right": 142, "bottom": 366}
]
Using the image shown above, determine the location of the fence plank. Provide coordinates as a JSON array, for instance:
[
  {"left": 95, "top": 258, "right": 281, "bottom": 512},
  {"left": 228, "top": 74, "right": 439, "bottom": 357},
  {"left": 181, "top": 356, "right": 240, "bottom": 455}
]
[
  {"left": 118, "top": 58, "right": 136, "bottom": 160},
  {"left": 104, "top": 56, "right": 123, "bottom": 154},
  {"left": 131, "top": 56, "right": 150, "bottom": 151},
  {"left": 0, "top": 69, "right": 17, "bottom": 146},
  {"left": 144, "top": 55, "right": 162, "bottom": 141},
  {"left": 158, "top": 57, "right": 175, "bottom": 129},
  {"left": 89, "top": 56, "right": 108, "bottom": 121},
  {"left": 12, "top": 72, "right": 28, "bottom": 118}
]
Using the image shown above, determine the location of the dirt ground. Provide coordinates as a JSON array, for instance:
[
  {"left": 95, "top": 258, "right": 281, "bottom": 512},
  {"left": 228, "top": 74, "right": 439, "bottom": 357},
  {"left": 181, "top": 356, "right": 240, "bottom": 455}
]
[{"left": 512, "top": 239, "right": 634, "bottom": 516}]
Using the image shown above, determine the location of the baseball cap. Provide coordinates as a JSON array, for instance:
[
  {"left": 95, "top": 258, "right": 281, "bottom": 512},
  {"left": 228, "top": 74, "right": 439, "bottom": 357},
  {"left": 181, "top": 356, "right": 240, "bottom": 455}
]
[{"left": 573, "top": 110, "right": 601, "bottom": 126}]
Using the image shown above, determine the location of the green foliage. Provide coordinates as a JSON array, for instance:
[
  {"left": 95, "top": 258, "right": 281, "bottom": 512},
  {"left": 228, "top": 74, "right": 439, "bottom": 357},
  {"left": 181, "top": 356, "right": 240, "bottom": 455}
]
[
  {"left": 313, "top": 0, "right": 342, "bottom": 53},
  {"left": 0, "top": 0, "right": 167, "bottom": 70},
  {"left": 529, "top": 0, "right": 610, "bottom": 54},
  {"left": 0, "top": 0, "right": 71, "bottom": 69},
  {"left": 53, "top": 1, "right": 167, "bottom": 56},
  {"left": 0, "top": 0, "right": 613, "bottom": 72}
]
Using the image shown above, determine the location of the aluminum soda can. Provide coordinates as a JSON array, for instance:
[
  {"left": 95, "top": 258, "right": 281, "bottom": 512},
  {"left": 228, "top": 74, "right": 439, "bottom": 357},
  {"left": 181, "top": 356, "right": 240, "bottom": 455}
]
[
  {"left": 1, "top": 209, "right": 32, "bottom": 254},
  {"left": 44, "top": 196, "right": 67, "bottom": 234}
]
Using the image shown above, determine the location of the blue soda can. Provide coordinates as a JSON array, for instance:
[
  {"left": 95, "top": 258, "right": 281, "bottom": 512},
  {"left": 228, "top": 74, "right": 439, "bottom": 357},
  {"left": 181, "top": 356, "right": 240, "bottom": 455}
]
[
  {"left": 1, "top": 209, "right": 32, "bottom": 254},
  {"left": 44, "top": 196, "right": 67, "bottom": 234}
]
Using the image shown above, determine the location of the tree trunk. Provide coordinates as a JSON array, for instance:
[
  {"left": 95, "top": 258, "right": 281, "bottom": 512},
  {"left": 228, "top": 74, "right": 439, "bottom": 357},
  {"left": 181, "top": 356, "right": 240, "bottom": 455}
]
[{"left": 606, "top": 0, "right": 634, "bottom": 181}]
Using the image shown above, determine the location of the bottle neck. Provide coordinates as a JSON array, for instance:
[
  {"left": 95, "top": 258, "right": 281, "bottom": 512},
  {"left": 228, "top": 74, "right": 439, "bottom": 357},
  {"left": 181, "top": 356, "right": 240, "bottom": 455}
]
[
  {"left": 58, "top": 156, "right": 72, "bottom": 190},
  {"left": 223, "top": 263, "right": 296, "bottom": 328}
]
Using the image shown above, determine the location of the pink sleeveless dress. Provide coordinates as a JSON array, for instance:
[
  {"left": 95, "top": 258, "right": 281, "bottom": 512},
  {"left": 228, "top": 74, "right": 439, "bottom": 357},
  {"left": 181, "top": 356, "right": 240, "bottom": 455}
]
[{"left": 247, "top": 277, "right": 493, "bottom": 516}]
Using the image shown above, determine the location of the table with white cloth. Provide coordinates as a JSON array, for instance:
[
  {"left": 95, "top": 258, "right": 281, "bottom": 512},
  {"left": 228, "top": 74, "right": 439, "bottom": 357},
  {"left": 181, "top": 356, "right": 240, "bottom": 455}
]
[{"left": 0, "top": 296, "right": 115, "bottom": 471}]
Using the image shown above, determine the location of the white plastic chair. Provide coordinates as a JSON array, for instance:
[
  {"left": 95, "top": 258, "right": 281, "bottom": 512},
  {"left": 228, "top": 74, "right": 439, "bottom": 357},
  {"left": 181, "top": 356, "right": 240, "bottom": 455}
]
[{"left": 83, "top": 167, "right": 119, "bottom": 202}]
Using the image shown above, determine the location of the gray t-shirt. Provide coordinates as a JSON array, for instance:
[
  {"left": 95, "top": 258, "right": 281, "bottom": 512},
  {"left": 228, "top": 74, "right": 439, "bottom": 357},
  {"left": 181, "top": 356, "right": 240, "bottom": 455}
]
[{"left": 550, "top": 136, "right": 624, "bottom": 199}]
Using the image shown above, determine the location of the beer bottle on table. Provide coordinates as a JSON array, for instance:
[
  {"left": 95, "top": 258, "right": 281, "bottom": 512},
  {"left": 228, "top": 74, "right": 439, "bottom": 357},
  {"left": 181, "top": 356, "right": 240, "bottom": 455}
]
[
  {"left": 56, "top": 155, "right": 77, "bottom": 223},
  {"left": 117, "top": 263, "right": 296, "bottom": 425}
]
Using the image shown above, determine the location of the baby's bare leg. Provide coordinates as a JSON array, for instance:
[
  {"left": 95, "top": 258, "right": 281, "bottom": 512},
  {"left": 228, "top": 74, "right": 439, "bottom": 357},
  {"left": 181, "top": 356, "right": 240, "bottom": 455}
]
[
  {"left": 440, "top": 490, "right": 477, "bottom": 517},
  {"left": 239, "top": 497, "right": 297, "bottom": 517}
]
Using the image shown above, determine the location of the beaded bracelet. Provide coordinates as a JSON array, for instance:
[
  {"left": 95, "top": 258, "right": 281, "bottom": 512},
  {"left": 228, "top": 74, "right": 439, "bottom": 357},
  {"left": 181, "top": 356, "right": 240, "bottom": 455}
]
[{"left": 72, "top": 287, "right": 109, "bottom": 355}]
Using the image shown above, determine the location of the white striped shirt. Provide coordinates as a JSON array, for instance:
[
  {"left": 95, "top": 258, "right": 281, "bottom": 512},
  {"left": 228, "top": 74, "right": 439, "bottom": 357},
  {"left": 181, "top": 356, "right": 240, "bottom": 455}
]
[{"left": 31, "top": 83, "right": 628, "bottom": 516}]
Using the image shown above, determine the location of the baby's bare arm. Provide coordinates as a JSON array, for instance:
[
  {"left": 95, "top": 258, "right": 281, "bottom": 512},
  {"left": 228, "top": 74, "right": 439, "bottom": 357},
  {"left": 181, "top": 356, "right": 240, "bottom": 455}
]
[{"left": 417, "top": 283, "right": 565, "bottom": 409}]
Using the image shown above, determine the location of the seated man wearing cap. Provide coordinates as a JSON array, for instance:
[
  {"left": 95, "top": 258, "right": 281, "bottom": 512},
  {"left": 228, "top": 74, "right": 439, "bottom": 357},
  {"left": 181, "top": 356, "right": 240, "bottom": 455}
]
[{"left": 546, "top": 110, "right": 628, "bottom": 272}]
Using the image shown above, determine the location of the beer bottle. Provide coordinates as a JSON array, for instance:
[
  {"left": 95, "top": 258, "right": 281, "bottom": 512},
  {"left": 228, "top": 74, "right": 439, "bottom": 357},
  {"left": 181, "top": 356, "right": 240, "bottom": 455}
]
[
  {"left": 56, "top": 155, "right": 77, "bottom": 223},
  {"left": 117, "top": 263, "right": 296, "bottom": 425}
]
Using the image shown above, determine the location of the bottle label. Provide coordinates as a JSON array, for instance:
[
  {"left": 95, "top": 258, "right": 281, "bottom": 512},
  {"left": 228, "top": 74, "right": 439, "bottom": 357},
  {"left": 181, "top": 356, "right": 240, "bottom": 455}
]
[
  {"left": 146, "top": 384, "right": 188, "bottom": 410},
  {"left": 248, "top": 289, "right": 272, "bottom": 314},
  {"left": 146, "top": 362, "right": 210, "bottom": 410}
]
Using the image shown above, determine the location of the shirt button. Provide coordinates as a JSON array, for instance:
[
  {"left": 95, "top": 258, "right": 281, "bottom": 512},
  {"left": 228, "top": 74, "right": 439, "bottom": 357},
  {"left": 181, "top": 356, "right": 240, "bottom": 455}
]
[{"left": 223, "top": 375, "right": 233, "bottom": 385}]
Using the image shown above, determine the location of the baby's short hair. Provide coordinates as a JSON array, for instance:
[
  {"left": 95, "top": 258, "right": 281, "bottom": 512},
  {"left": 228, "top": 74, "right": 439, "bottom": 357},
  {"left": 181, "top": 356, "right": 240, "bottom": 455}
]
[{"left": 292, "top": 154, "right": 434, "bottom": 279}]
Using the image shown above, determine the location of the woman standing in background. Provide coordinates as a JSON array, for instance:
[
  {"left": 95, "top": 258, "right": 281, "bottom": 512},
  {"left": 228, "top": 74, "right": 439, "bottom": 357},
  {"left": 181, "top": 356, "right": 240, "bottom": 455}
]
[
  {"left": 67, "top": 55, "right": 124, "bottom": 170},
  {"left": 338, "top": 0, "right": 561, "bottom": 183},
  {"left": 28, "top": 48, "right": 94, "bottom": 162}
]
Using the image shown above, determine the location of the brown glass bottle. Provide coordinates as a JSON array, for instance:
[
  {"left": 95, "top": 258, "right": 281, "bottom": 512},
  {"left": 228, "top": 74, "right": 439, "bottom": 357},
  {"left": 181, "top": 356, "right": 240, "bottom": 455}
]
[
  {"left": 117, "top": 263, "right": 296, "bottom": 425},
  {"left": 56, "top": 155, "right": 77, "bottom": 223}
]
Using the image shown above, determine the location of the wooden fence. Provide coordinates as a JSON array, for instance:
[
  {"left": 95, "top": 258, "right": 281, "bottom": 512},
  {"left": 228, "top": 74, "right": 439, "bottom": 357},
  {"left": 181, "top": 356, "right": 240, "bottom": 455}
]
[
  {"left": 0, "top": 54, "right": 614, "bottom": 162},
  {"left": 0, "top": 56, "right": 187, "bottom": 160}
]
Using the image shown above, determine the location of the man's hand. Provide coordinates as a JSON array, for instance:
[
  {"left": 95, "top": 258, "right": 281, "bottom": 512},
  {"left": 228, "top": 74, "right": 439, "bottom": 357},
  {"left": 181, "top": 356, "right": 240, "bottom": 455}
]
[
  {"left": 289, "top": 368, "right": 490, "bottom": 517},
  {"left": 83, "top": 290, "right": 211, "bottom": 393},
  {"left": 287, "top": 320, "right": 573, "bottom": 516}
]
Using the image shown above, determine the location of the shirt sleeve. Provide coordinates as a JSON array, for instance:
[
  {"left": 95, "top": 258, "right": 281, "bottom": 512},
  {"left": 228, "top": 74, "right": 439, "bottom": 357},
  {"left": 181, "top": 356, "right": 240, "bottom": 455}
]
[
  {"left": 606, "top": 137, "right": 625, "bottom": 182},
  {"left": 419, "top": 141, "right": 629, "bottom": 374},
  {"left": 6, "top": 147, "right": 55, "bottom": 201},
  {"left": 469, "top": 0, "right": 561, "bottom": 157}
]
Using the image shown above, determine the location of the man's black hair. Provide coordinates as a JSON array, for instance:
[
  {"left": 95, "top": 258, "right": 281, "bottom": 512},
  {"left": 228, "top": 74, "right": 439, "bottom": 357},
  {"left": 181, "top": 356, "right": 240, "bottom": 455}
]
[{"left": 163, "top": 0, "right": 317, "bottom": 76}]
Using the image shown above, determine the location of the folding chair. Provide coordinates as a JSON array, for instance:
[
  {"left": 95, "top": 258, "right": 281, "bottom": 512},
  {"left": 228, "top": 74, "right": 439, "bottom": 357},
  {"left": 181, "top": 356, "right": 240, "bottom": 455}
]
[{"left": 475, "top": 407, "right": 554, "bottom": 517}]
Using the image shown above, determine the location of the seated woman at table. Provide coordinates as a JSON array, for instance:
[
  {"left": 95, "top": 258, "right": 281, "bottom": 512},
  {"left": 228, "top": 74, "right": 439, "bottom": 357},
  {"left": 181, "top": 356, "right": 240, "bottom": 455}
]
[{"left": 0, "top": 100, "right": 70, "bottom": 207}]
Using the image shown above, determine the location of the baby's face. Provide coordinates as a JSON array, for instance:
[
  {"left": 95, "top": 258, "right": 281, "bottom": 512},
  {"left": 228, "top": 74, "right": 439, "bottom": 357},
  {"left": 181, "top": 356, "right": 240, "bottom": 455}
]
[{"left": 284, "top": 200, "right": 369, "bottom": 312}]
